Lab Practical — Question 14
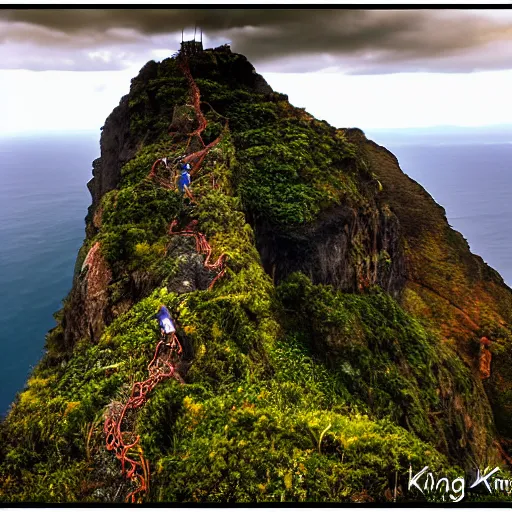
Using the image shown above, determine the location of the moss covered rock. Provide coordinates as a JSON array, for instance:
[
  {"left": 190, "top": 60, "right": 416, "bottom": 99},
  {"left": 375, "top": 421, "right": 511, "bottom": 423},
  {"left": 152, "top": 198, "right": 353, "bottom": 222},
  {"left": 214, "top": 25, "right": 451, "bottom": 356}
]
[{"left": 1, "top": 47, "right": 512, "bottom": 504}]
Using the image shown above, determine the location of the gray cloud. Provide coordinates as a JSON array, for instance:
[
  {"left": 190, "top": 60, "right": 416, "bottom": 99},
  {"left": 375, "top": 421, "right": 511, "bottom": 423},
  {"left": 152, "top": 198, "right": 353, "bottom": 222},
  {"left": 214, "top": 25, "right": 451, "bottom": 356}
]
[{"left": 1, "top": 9, "right": 512, "bottom": 73}]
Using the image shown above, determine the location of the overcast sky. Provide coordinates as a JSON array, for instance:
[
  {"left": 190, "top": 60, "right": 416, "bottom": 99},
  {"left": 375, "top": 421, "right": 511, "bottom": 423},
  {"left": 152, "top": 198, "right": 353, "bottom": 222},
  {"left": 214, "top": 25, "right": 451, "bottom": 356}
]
[{"left": 2, "top": 8, "right": 512, "bottom": 135}]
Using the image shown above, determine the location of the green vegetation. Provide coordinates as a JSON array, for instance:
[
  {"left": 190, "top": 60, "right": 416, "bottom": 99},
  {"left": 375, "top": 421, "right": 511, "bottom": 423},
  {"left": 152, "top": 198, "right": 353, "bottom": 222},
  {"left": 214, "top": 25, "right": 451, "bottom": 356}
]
[
  {"left": 276, "top": 274, "right": 495, "bottom": 463},
  {"left": 1, "top": 49, "right": 512, "bottom": 504},
  {"left": 190, "top": 62, "right": 368, "bottom": 228}
]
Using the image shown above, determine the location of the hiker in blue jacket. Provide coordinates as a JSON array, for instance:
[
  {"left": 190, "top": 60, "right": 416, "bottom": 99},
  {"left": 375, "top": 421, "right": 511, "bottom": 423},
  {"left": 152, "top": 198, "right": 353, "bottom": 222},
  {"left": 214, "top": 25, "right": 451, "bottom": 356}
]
[
  {"left": 154, "top": 305, "right": 182, "bottom": 353},
  {"left": 176, "top": 163, "right": 195, "bottom": 203}
]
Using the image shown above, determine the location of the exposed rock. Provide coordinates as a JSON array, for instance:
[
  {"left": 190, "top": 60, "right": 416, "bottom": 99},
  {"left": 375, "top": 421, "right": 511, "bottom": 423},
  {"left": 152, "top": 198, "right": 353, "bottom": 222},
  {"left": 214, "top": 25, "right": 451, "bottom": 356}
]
[
  {"left": 252, "top": 71, "right": 273, "bottom": 96},
  {"left": 166, "top": 237, "right": 222, "bottom": 293},
  {"left": 82, "top": 242, "right": 112, "bottom": 342},
  {"left": 87, "top": 95, "right": 136, "bottom": 210},
  {"left": 255, "top": 203, "right": 405, "bottom": 297},
  {"left": 92, "top": 204, "right": 104, "bottom": 230},
  {"left": 128, "top": 270, "right": 161, "bottom": 302},
  {"left": 87, "top": 61, "right": 161, "bottom": 211},
  {"left": 62, "top": 242, "right": 112, "bottom": 347}
]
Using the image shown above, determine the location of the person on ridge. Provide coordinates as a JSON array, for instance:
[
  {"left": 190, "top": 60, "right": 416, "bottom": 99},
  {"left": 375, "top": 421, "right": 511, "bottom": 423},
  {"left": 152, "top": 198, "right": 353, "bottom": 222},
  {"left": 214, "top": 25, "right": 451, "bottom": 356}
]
[
  {"left": 154, "top": 304, "right": 182, "bottom": 353},
  {"left": 176, "top": 162, "right": 195, "bottom": 203},
  {"left": 177, "top": 162, "right": 191, "bottom": 191},
  {"left": 479, "top": 336, "right": 492, "bottom": 380}
]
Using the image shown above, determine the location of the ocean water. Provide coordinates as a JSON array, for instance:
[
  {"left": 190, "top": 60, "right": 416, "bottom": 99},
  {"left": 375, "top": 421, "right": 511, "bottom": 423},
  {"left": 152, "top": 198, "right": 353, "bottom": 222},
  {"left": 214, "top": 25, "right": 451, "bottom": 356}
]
[
  {"left": 1, "top": 130, "right": 511, "bottom": 417},
  {"left": 0, "top": 132, "right": 99, "bottom": 417},
  {"left": 367, "top": 131, "right": 512, "bottom": 288}
]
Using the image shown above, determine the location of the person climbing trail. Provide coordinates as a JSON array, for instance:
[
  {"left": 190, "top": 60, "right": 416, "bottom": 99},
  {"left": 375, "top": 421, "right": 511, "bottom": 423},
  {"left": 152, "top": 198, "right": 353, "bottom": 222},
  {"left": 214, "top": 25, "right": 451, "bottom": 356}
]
[
  {"left": 177, "top": 162, "right": 191, "bottom": 190},
  {"left": 479, "top": 336, "right": 492, "bottom": 380},
  {"left": 154, "top": 304, "right": 182, "bottom": 353},
  {"left": 105, "top": 304, "right": 185, "bottom": 502},
  {"left": 106, "top": 54, "right": 227, "bottom": 504},
  {"left": 176, "top": 162, "right": 196, "bottom": 203}
]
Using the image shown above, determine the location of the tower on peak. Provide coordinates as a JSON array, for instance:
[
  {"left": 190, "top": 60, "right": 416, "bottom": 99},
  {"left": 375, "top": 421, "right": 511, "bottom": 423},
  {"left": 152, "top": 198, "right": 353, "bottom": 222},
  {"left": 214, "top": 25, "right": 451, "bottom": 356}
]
[{"left": 180, "top": 27, "right": 203, "bottom": 57}]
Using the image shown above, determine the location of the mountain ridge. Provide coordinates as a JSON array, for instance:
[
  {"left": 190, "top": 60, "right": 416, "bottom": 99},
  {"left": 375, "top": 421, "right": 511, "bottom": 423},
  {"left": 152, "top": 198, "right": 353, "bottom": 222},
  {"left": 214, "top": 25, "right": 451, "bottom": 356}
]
[{"left": 1, "top": 45, "right": 512, "bottom": 503}]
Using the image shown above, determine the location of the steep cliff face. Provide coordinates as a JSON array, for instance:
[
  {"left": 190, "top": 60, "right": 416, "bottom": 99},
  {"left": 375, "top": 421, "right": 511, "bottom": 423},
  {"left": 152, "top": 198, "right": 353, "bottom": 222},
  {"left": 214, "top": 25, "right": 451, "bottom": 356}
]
[
  {"left": 2, "top": 47, "right": 512, "bottom": 503},
  {"left": 351, "top": 133, "right": 512, "bottom": 444},
  {"left": 87, "top": 96, "right": 134, "bottom": 210},
  {"left": 87, "top": 60, "right": 168, "bottom": 212},
  {"left": 255, "top": 203, "right": 405, "bottom": 296}
]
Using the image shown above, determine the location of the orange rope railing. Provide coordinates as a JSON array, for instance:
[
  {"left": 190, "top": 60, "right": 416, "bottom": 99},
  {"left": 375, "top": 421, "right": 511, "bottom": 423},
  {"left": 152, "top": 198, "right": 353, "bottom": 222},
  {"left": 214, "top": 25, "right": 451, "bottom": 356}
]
[
  {"left": 104, "top": 335, "right": 183, "bottom": 502},
  {"left": 148, "top": 56, "right": 227, "bottom": 191},
  {"left": 104, "top": 54, "right": 229, "bottom": 503}
]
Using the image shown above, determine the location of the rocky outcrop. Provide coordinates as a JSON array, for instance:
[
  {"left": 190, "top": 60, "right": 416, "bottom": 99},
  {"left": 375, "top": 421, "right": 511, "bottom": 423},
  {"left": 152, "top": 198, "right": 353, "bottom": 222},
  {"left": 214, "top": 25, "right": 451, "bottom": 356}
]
[
  {"left": 61, "top": 235, "right": 219, "bottom": 350},
  {"left": 349, "top": 131, "right": 512, "bottom": 449},
  {"left": 87, "top": 95, "right": 136, "bottom": 210},
  {"left": 62, "top": 242, "right": 112, "bottom": 347},
  {"left": 254, "top": 203, "right": 405, "bottom": 297},
  {"left": 251, "top": 71, "right": 273, "bottom": 96},
  {"left": 165, "top": 237, "right": 220, "bottom": 294},
  {"left": 87, "top": 61, "right": 163, "bottom": 212}
]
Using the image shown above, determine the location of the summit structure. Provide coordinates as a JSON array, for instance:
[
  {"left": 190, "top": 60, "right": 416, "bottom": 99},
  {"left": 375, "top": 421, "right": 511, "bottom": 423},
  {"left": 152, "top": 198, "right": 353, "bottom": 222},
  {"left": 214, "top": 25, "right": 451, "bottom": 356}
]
[{"left": 180, "top": 27, "right": 203, "bottom": 57}]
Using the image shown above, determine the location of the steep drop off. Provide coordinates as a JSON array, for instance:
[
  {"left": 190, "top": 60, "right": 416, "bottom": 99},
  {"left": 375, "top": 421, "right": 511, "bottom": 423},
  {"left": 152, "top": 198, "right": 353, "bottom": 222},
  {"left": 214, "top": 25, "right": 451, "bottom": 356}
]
[{"left": 2, "top": 46, "right": 512, "bottom": 503}]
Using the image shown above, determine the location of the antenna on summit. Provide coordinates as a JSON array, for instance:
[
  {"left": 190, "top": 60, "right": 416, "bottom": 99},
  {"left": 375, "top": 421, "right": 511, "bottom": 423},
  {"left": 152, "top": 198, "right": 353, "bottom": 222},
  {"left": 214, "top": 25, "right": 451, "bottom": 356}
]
[{"left": 179, "top": 26, "right": 203, "bottom": 57}]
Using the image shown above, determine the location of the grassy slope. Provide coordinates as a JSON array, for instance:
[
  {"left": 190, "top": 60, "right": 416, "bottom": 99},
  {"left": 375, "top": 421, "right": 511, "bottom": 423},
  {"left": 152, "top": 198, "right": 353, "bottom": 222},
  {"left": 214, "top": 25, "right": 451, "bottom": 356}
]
[
  {"left": 356, "top": 137, "right": 512, "bottom": 442},
  {"left": 1, "top": 51, "right": 511, "bottom": 503}
]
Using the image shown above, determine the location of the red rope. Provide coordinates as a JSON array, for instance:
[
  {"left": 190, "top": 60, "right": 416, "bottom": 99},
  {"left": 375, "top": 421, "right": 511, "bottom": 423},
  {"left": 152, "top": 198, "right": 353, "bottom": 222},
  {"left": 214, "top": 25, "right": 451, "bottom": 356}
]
[
  {"left": 147, "top": 158, "right": 175, "bottom": 190},
  {"left": 148, "top": 57, "right": 227, "bottom": 190},
  {"left": 104, "top": 335, "right": 183, "bottom": 502},
  {"left": 178, "top": 58, "right": 207, "bottom": 147},
  {"left": 105, "top": 55, "right": 229, "bottom": 502},
  {"left": 149, "top": 158, "right": 163, "bottom": 178},
  {"left": 179, "top": 59, "right": 227, "bottom": 175}
]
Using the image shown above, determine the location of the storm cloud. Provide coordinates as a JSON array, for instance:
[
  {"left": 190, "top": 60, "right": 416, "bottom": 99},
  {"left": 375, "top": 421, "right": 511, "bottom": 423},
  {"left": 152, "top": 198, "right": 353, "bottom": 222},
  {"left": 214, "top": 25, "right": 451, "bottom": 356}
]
[{"left": 1, "top": 9, "right": 512, "bottom": 73}]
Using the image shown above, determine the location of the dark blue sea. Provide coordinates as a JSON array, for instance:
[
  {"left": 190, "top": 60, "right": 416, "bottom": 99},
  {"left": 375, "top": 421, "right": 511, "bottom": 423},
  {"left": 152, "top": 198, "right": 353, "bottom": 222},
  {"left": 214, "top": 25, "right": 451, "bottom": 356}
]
[
  {"left": 1, "top": 128, "right": 512, "bottom": 416},
  {"left": 0, "top": 132, "right": 99, "bottom": 417}
]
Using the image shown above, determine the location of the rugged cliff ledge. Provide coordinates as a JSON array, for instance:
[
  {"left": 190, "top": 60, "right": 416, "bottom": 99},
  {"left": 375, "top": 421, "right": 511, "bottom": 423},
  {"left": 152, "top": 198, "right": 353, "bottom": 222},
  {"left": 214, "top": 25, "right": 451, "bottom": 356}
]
[{"left": 2, "top": 46, "right": 512, "bottom": 503}]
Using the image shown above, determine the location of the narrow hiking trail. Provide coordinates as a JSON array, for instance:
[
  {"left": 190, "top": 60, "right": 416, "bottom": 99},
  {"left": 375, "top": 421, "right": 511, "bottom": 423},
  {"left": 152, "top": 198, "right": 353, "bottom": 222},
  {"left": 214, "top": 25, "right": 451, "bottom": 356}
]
[
  {"left": 104, "top": 339, "right": 183, "bottom": 502},
  {"left": 178, "top": 56, "right": 207, "bottom": 149},
  {"left": 104, "top": 55, "right": 229, "bottom": 503},
  {"left": 168, "top": 219, "right": 228, "bottom": 290},
  {"left": 178, "top": 58, "right": 228, "bottom": 175},
  {"left": 148, "top": 56, "right": 228, "bottom": 187}
]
